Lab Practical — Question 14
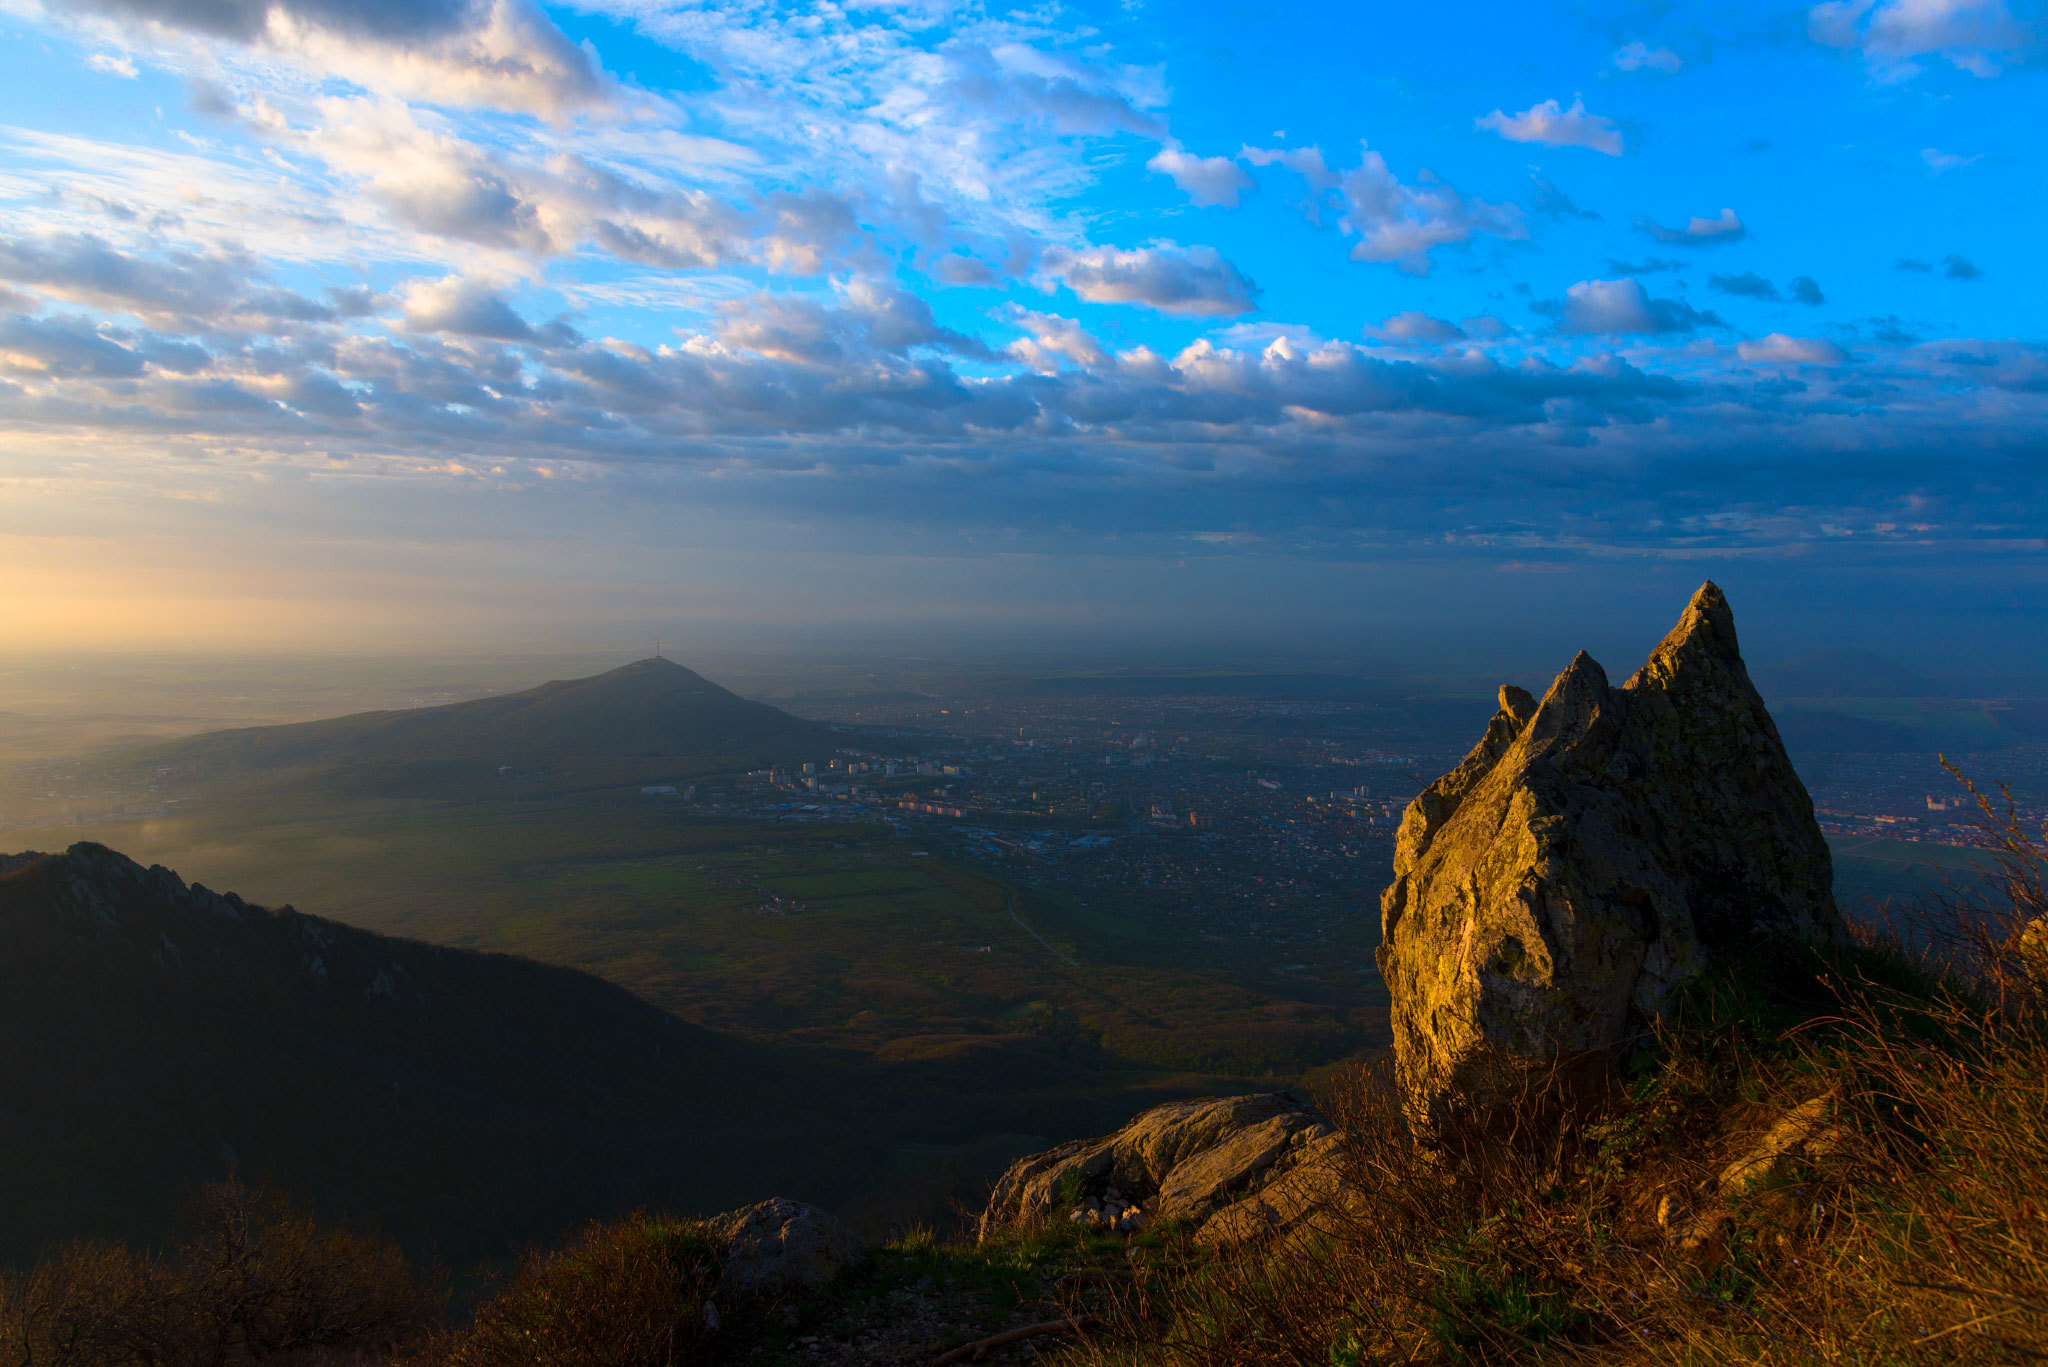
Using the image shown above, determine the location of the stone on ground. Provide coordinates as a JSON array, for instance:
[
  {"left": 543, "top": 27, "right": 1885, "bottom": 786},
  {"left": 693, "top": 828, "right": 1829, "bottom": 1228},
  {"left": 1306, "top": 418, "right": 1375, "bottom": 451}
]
[
  {"left": 710, "top": 1197, "right": 866, "bottom": 1292},
  {"left": 978, "top": 1093, "right": 1329, "bottom": 1240}
]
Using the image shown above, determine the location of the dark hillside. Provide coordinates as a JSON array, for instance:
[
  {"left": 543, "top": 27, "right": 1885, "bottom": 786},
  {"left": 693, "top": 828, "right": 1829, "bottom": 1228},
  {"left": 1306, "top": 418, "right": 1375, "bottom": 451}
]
[
  {"left": 0, "top": 842, "right": 827, "bottom": 1266},
  {"left": 0, "top": 841, "right": 1232, "bottom": 1269},
  {"left": 138, "top": 657, "right": 825, "bottom": 793}
]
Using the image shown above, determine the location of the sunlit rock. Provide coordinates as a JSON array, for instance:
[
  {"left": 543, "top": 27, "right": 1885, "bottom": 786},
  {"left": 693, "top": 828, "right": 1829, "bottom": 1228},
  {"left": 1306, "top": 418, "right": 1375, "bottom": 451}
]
[{"left": 1377, "top": 582, "right": 1841, "bottom": 1132}]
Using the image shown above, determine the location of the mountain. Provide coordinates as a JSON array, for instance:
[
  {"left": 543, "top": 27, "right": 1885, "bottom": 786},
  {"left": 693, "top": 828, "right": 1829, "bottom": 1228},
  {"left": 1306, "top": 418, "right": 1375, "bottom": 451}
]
[
  {"left": 0, "top": 841, "right": 832, "bottom": 1266},
  {"left": 0, "top": 841, "right": 1210, "bottom": 1266},
  {"left": 138, "top": 657, "right": 828, "bottom": 795}
]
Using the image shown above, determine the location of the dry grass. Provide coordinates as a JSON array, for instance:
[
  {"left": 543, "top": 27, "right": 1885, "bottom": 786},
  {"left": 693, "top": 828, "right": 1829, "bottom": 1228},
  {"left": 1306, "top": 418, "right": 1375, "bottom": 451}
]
[{"left": 1042, "top": 793, "right": 2048, "bottom": 1365}]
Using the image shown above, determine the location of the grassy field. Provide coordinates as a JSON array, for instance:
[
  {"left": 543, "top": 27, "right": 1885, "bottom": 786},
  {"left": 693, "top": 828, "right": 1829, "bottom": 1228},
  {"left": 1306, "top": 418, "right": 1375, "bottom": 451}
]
[{"left": 1829, "top": 835, "right": 2000, "bottom": 909}]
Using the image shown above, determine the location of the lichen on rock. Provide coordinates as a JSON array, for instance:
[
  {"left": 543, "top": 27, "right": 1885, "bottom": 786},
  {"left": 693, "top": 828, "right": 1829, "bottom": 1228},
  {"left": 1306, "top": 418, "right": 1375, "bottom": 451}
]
[
  {"left": 976, "top": 1093, "right": 1327, "bottom": 1241},
  {"left": 1377, "top": 582, "right": 1842, "bottom": 1132}
]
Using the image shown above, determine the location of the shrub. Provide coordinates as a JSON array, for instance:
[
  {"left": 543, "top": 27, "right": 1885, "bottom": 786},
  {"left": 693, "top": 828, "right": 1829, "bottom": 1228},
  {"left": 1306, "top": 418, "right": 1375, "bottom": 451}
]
[
  {"left": 414, "top": 1215, "right": 722, "bottom": 1367},
  {"left": 0, "top": 1178, "right": 439, "bottom": 1366}
]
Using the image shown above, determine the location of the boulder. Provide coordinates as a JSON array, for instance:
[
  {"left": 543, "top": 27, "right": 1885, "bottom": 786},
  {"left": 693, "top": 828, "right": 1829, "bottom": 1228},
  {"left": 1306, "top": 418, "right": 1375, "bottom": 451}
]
[
  {"left": 1378, "top": 583, "right": 1841, "bottom": 1132},
  {"left": 978, "top": 1093, "right": 1326, "bottom": 1240},
  {"left": 709, "top": 1198, "right": 865, "bottom": 1292},
  {"left": 1191, "top": 1128, "right": 1350, "bottom": 1248}
]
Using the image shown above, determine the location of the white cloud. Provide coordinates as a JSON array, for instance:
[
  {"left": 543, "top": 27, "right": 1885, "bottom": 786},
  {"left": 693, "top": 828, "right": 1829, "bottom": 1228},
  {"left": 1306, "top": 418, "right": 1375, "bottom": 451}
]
[
  {"left": 1368, "top": 311, "right": 1466, "bottom": 343},
  {"left": 1738, "top": 333, "right": 1848, "bottom": 364},
  {"left": 304, "top": 98, "right": 560, "bottom": 254},
  {"left": 1810, "top": 0, "right": 2037, "bottom": 77},
  {"left": 1003, "top": 308, "right": 1109, "bottom": 371},
  {"left": 401, "top": 274, "right": 579, "bottom": 348},
  {"left": 757, "top": 190, "right": 860, "bottom": 276},
  {"left": 1147, "top": 147, "right": 1255, "bottom": 208},
  {"left": 50, "top": 0, "right": 611, "bottom": 118},
  {"left": 85, "top": 51, "right": 139, "bottom": 77},
  {"left": 1637, "top": 208, "right": 1747, "bottom": 245},
  {"left": 1245, "top": 144, "right": 1523, "bottom": 274},
  {"left": 0, "top": 124, "right": 431, "bottom": 267},
  {"left": 1240, "top": 144, "right": 1338, "bottom": 192},
  {"left": 1210, "top": 321, "right": 1323, "bottom": 349},
  {"left": 295, "top": 98, "right": 811, "bottom": 273},
  {"left": 0, "top": 0, "right": 2043, "bottom": 602},
  {"left": 1041, "top": 243, "right": 1260, "bottom": 316},
  {"left": 1476, "top": 96, "right": 1624, "bottom": 155},
  {"left": 932, "top": 253, "right": 999, "bottom": 286},
  {"left": 712, "top": 280, "right": 991, "bottom": 364},
  {"left": 1614, "top": 42, "right": 1683, "bottom": 73},
  {"left": 946, "top": 43, "right": 1167, "bottom": 139},
  {"left": 1922, "top": 146, "right": 1983, "bottom": 172},
  {"left": 1330, "top": 147, "right": 1524, "bottom": 274},
  {"left": 0, "top": 231, "right": 383, "bottom": 332},
  {"left": 1552, "top": 278, "right": 1722, "bottom": 334}
]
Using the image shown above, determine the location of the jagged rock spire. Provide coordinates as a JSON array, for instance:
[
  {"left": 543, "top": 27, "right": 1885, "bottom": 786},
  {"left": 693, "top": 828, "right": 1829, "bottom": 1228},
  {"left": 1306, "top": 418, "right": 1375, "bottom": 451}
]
[{"left": 1377, "top": 582, "right": 1840, "bottom": 1133}]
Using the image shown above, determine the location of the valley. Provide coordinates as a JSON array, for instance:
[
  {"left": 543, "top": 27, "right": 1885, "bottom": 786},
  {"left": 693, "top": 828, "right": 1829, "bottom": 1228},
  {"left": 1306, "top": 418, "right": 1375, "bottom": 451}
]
[{"left": 1, "top": 649, "right": 2040, "bottom": 1269}]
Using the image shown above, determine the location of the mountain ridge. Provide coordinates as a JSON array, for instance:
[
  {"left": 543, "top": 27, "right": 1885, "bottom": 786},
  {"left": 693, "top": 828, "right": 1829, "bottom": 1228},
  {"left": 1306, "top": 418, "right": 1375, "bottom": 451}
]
[
  {"left": 128, "top": 657, "right": 831, "bottom": 796},
  {"left": 0, "top": 839, "right": 831, "bottom": 1265}
]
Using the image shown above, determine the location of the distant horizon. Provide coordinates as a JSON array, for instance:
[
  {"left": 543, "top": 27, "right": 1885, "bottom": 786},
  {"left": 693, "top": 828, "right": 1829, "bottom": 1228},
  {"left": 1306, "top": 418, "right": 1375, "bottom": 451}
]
[{"left": 5, "top": 620, "right": 2045, "bottom": 718}]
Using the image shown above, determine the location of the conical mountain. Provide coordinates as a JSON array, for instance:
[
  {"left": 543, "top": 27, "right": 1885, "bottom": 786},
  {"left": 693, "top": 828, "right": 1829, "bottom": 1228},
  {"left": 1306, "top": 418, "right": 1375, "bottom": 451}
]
[{"left": 147, "top": 657, "right": 825, "bottom": 787}]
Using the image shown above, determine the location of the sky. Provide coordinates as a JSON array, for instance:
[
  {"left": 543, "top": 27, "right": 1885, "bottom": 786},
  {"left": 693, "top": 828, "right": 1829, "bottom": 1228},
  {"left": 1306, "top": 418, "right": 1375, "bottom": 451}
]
[{"left": 0, "top": 0, "right": 2041, "bottom": 672}]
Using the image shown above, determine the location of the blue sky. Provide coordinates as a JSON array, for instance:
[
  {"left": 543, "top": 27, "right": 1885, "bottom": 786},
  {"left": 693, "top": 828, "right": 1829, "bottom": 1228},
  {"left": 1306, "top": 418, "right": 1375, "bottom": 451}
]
[{"left": 0, "top": 0, "right": 2041, "bottom": 669}]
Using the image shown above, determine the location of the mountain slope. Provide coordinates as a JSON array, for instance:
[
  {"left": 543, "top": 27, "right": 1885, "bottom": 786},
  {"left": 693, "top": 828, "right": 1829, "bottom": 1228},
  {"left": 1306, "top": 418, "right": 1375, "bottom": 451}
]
[
  {"left": 0, "top": 841, "right": 831, "bottom": 1265},
  {"left": 139, "top": 657, "right": 827, "bottom": 793}
]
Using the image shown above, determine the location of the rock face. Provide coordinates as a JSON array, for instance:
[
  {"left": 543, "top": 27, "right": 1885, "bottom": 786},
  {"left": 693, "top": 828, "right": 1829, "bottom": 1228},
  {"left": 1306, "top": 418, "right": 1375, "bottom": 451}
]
[
  {"left": 1378, "top": 583, "right": 1841, "bottom": 1131},
  {"left": 710, "top": 1198, "right": 865, "bottom": 1292},
  {"left": 1188, "top": 1130, "right": 1350, "bottom": 1249},
  {"left": 977, "top": 1093, "right": 1331, "bottom": 1242}
]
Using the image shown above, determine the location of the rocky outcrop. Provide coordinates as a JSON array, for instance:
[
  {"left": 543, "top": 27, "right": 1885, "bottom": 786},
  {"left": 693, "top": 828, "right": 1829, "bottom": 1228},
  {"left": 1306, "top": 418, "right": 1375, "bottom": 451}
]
[
  {"left": 977, "top": 1094, "right": 1332, "bottom": 1241},
  {"left": 18, "top": 841, "right": 256, "bottom": 930},
  {"left": 1189, "top": 1127, "right": 1350, "bottom": 1248},
  {"left": 710, "top": 1198, "right": 866, "bottom": 1292},
  {"left": 1378, "top": 583, "right": 1842, "bottom": 1132}
]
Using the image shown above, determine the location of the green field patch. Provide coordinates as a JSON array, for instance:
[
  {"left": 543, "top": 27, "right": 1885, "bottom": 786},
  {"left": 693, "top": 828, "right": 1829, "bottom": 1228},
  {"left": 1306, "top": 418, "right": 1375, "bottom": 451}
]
[
  {"left": 756, "top": 868, "right": 936, "bottom": 901},
  {"left": 1829, "top": 836, "right": 2000, "bottom": 907}
]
